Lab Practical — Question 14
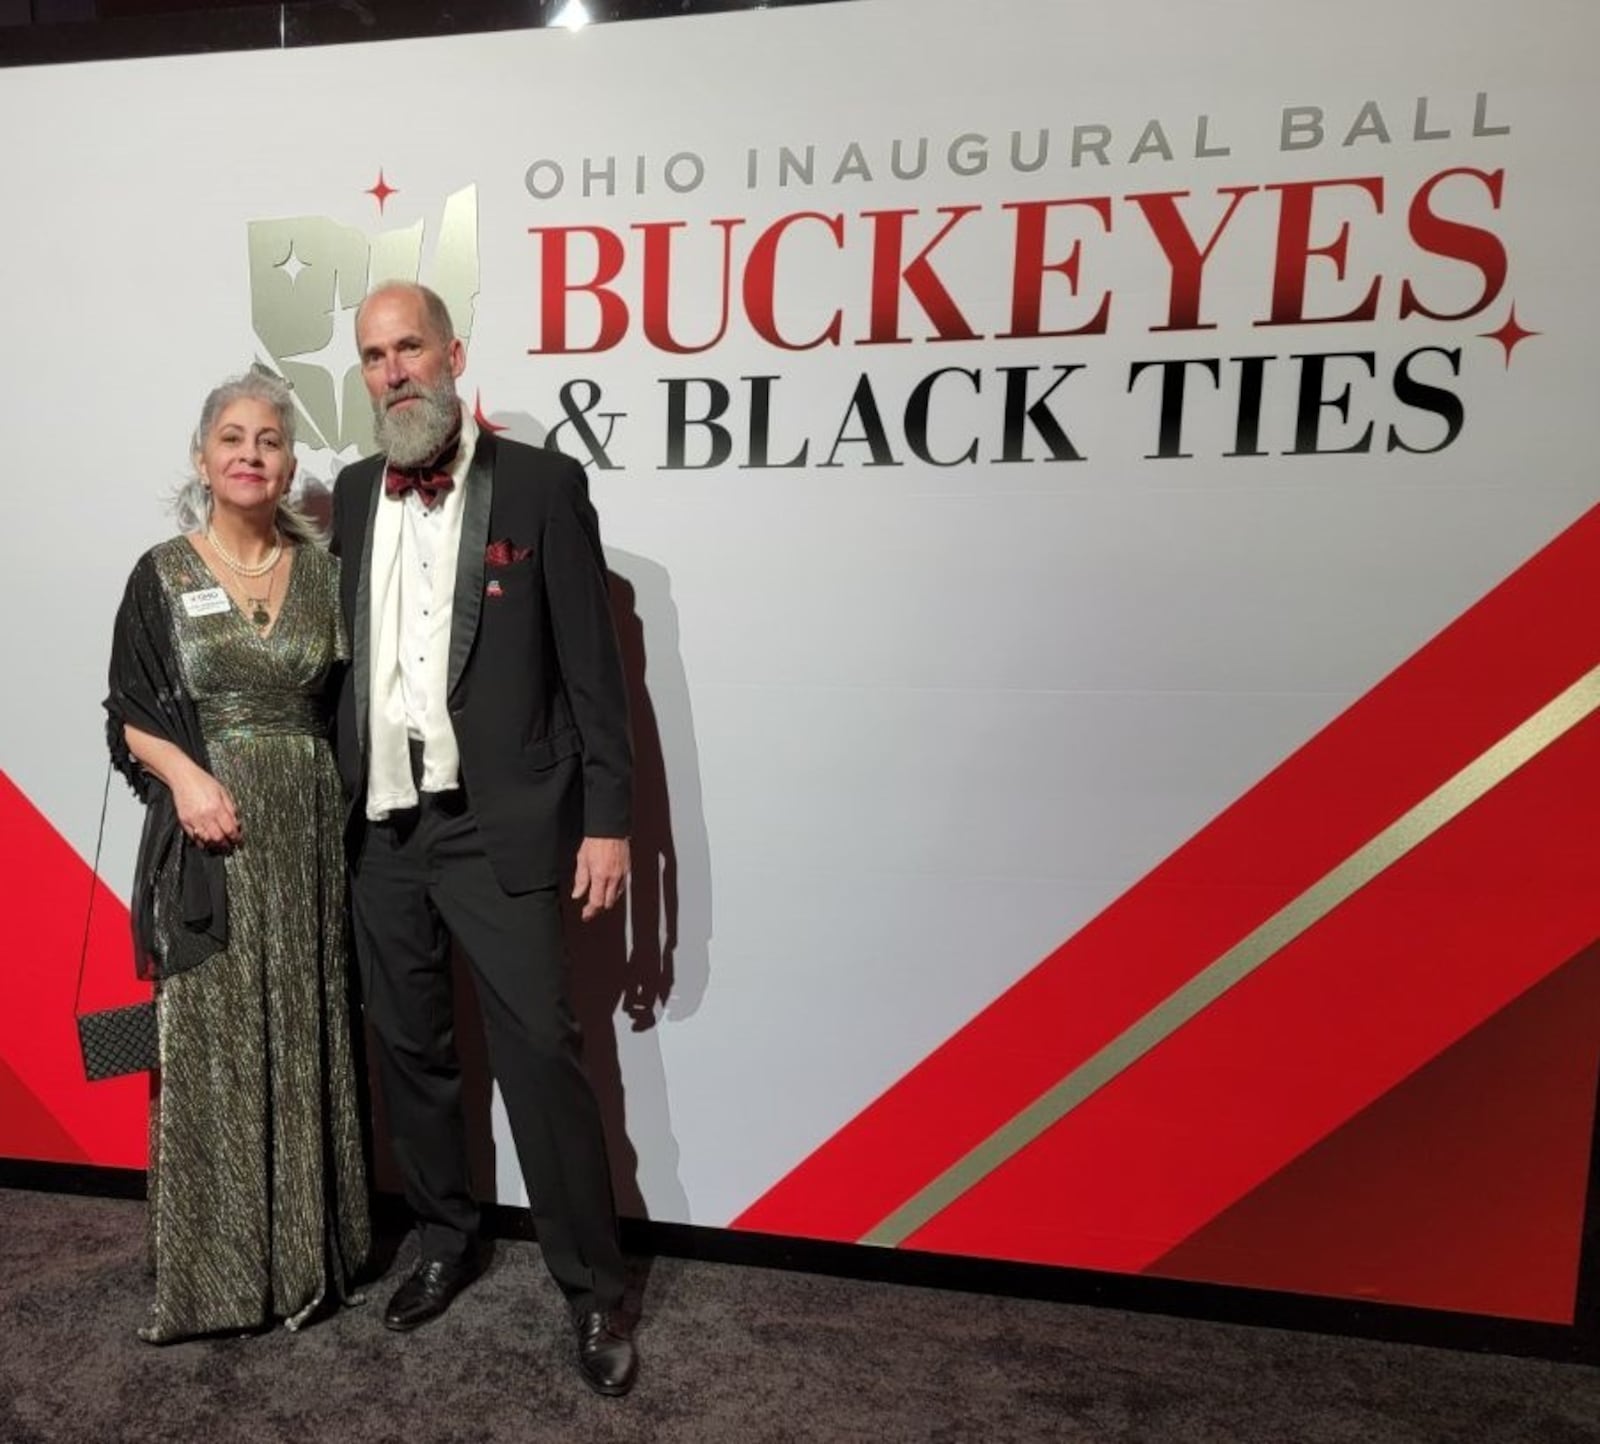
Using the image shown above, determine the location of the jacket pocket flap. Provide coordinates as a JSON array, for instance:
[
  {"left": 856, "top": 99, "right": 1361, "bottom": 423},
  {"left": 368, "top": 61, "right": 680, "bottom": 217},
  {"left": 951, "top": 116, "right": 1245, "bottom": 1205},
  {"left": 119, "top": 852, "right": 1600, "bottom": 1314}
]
[{"left": 522, "top": 725, "right": 583, "bottom": 771}]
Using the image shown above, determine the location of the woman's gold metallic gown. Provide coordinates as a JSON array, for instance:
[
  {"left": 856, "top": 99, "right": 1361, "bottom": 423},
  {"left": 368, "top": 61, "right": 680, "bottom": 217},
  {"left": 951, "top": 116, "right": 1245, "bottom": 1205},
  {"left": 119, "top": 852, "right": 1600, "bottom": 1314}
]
[{"left": 141, "top": 537, "right": 369, "bottom": 1343}]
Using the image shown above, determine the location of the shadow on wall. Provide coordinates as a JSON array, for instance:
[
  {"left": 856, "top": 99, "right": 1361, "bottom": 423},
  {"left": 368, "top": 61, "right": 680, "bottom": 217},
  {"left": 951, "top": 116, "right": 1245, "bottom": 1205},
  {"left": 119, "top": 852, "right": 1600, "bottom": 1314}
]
[
  {"left": 358, "top": 417, "right": 712, "bottom": 1231},
  {"left": 567, "top": 550, "right": 711, "bottom": 1223}
]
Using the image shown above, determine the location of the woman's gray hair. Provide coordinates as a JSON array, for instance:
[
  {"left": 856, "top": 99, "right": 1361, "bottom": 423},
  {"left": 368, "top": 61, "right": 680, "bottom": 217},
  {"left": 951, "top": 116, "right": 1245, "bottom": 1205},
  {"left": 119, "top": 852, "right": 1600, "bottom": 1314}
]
[{"left": 172, "top": 369, "right": 324, "bottom": 545}]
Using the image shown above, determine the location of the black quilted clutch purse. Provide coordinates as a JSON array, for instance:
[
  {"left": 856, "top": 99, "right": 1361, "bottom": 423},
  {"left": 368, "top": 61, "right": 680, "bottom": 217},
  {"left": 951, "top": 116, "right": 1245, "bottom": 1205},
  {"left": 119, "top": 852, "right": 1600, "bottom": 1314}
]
[
  {"left": 77, "top": 1001, "right": 158, "bottom": 1081},
  {"left": 74, "top": 765, "right": 159, "bottom": 1083}
]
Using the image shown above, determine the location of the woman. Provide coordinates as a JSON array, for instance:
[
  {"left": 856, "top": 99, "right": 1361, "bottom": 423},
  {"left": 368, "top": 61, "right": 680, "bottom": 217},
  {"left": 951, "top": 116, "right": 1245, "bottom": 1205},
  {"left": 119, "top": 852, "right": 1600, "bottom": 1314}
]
[{"left": 104, "top": 369, "right": 369, "bottom": 1342}]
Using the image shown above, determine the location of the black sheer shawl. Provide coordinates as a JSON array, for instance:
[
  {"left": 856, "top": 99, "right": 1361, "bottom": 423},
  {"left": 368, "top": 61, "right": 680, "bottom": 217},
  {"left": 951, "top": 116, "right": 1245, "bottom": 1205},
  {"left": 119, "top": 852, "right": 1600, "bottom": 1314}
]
[{"left": 103, "top": 550, "right": 227, "bottom": 980}]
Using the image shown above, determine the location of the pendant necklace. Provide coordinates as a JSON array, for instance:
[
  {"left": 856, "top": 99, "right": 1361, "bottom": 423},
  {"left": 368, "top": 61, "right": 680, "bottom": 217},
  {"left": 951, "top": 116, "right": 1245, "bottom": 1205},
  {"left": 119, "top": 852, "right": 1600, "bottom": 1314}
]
[
  {"left": 207, "top": 525, "right": 283, "bottom": 631},
  {"left": 245, "top": 574, "right": 274, "bottom": 630}
]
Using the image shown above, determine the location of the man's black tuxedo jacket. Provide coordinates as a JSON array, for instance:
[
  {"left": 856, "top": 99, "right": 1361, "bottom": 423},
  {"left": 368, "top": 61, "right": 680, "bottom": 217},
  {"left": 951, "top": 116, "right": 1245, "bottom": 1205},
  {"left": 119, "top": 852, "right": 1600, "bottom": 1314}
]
[{"left": 331, "top": 431, "right": 632, "bottom": 895}]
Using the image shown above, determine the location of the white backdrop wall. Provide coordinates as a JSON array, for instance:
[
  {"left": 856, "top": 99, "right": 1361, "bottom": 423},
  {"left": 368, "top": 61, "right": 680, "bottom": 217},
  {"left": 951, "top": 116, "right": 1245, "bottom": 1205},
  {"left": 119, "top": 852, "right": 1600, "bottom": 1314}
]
[{"left": 2, "top": 0, "right": 1596, "bottom": 1231}]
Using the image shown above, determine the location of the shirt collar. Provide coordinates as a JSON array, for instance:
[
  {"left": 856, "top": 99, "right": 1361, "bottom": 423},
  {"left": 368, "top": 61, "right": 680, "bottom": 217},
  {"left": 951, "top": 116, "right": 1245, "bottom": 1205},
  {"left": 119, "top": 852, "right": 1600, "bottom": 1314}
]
[{"left": 448, "top": 405, "right": 478, "bottom": 486}]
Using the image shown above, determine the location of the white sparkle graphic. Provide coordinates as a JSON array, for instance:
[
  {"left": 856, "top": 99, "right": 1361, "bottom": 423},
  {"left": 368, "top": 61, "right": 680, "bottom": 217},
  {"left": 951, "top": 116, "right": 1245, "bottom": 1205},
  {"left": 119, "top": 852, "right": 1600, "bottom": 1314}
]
[{"left": 277, "top": 243, "right": 307, "bottom": 284}]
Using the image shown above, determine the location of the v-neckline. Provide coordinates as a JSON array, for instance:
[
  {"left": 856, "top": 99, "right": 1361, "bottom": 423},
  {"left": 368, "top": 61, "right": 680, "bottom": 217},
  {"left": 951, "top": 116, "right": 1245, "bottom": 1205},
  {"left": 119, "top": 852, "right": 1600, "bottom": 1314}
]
[{"left": 183, "top": 533, "right": 300, "bottom": 643}]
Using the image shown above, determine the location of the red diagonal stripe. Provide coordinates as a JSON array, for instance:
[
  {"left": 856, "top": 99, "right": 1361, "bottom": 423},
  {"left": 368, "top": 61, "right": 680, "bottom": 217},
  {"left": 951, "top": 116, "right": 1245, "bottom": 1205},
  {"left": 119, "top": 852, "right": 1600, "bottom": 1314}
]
[
  {"left": 0, "top": 769, "right": 149, "bottom": 1167},
  {"left": 1147, "top": 946, "right": 1600, "bottom": 1324},
  {"left": 0, "top": 1057, "right": 90, "bottom": 1164},
  {"left": 902, "top": 711, "right": 1600, "bottom": 1288},
  {"left": 735, "top": 501, "right": 1600, "bottom": 1239}
]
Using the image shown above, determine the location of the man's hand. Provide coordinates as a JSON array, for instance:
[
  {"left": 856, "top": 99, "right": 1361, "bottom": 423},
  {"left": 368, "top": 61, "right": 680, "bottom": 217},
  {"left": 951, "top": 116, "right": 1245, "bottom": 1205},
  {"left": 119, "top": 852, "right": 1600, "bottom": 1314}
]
[{"left": 573, "top": 836, "right": 630, "bottom": 922}]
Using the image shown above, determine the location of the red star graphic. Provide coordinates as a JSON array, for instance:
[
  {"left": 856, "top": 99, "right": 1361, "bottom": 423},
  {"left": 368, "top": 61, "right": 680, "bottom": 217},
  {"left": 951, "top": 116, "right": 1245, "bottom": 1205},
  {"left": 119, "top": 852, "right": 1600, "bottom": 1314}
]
[
  {"left": 365, "top": 169, "right": 398, "bottom": 213},
  {"left": 1479, "top": 306, "right": 1539, "bottom": 368},
  {"left": 473, "top": 391, "right": 508, "bottom": 434}
]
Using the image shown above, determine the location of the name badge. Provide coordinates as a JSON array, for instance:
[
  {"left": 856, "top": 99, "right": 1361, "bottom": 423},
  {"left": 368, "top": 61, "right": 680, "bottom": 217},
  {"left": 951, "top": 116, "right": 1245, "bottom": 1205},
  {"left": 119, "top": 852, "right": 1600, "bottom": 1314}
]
[{"left": 181, "top": 586, "right": 232, "bottom": 618}]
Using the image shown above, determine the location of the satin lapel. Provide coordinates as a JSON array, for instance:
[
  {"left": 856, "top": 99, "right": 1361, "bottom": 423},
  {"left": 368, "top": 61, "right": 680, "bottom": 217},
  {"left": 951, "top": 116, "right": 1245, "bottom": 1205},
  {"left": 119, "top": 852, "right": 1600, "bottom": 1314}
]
[
  {"left": 448, "top": 430, "right": 496, "bottom": 700},
  {"left": 351, "top": 462, "right": 383, "bottom": 754}
]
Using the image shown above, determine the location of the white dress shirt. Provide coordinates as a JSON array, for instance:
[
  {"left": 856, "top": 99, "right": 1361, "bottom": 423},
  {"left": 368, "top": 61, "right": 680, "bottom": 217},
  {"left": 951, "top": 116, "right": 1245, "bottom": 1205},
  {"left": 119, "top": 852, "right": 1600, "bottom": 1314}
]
[{"left": 365, "top": 408, "right": 477, "bottom": 819}]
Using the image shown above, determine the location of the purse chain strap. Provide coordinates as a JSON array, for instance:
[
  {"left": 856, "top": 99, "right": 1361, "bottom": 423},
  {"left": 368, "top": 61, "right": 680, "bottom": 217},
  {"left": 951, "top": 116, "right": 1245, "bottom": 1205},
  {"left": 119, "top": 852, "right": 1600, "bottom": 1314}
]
[{"left": 72, "top": 762, "right": 115, "bottom": 1018}]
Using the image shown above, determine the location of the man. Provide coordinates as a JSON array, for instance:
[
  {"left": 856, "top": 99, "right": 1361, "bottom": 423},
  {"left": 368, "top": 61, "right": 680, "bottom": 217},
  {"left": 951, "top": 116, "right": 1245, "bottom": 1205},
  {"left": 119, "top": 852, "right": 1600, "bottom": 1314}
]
[{"left": 330, "top": 281, "right": 637, "bottom": 1396}]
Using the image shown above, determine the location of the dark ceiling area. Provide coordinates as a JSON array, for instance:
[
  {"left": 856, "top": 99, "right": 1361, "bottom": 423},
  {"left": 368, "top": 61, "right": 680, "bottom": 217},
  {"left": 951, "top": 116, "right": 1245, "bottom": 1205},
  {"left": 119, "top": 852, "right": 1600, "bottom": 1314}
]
[
  {"left": 0, "top": 0, "right": 838, "bottom": 65},
  {"left": 3, "top": 0, "right": 810, "bottom": 24}
]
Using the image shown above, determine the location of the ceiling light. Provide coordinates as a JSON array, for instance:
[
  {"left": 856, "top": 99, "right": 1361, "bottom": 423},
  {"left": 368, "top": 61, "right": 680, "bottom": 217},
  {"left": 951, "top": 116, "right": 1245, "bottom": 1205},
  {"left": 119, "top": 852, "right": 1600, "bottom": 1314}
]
[{"left": 550, "top": 1, "right": 591, "bottom": 31}]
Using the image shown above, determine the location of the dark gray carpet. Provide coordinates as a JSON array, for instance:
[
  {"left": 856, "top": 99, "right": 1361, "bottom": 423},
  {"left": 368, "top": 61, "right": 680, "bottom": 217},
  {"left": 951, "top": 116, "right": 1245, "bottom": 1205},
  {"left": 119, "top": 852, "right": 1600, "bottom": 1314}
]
[{"left": 2, "top": 1189, "right": 1597, "bottom": 1444}]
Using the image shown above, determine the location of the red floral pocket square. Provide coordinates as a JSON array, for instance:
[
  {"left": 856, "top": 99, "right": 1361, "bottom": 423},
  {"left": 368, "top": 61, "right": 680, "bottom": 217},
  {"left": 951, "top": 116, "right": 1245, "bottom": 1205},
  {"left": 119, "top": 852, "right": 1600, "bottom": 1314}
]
[{"left": 485, "top": 538, "right": 533, "bottom": 567}]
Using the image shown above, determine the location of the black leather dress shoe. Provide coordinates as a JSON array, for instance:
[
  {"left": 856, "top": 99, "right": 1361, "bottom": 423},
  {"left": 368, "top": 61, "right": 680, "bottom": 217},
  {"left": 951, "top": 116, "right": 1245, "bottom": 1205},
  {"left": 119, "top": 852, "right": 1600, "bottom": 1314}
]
[
  {"left": 383, "top": 1255, "right": 479, "bottom": 1332},
  {"left": 574, "top": 1309, "right": 638, "bottom": 1396}
]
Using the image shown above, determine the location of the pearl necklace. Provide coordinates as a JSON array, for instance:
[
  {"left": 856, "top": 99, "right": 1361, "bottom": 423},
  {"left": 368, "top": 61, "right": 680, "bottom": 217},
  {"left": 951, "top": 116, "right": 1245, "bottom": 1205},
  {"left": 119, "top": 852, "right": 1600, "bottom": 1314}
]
[{"left": 206, "top": 524, "right": 282, "bottom": 578}]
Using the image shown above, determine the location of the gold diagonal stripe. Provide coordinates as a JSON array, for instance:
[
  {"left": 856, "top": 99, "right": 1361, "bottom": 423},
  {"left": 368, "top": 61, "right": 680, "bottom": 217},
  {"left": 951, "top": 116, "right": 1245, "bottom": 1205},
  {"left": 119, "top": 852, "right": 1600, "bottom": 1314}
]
[{"left": 861, "top": 662, "right": 1600, "bottom": 1248}]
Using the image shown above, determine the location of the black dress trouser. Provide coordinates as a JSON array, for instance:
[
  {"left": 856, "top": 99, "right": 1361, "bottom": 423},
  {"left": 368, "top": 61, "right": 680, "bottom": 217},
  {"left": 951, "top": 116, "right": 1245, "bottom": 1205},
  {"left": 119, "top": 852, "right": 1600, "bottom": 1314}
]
[{"left": 348, "top": 781, "right": 625, "bottom": 1314}]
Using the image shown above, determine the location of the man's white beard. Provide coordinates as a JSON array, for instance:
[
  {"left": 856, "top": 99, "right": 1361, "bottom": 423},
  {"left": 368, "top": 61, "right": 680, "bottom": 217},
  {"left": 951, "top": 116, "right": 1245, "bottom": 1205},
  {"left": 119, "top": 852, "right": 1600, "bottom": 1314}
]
[{"left": 375, "top": 378, "right": 460, "bottom": 467}]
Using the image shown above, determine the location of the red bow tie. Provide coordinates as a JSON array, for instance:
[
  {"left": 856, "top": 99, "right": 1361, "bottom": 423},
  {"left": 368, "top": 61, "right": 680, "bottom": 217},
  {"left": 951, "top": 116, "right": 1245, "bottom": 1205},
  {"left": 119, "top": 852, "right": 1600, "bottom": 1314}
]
[
  {"left": 384, "top": 435, "right": 462, "bottom": 509},
  {"left": 385, "top": 463, "right": 454, "bottom": 509}
]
